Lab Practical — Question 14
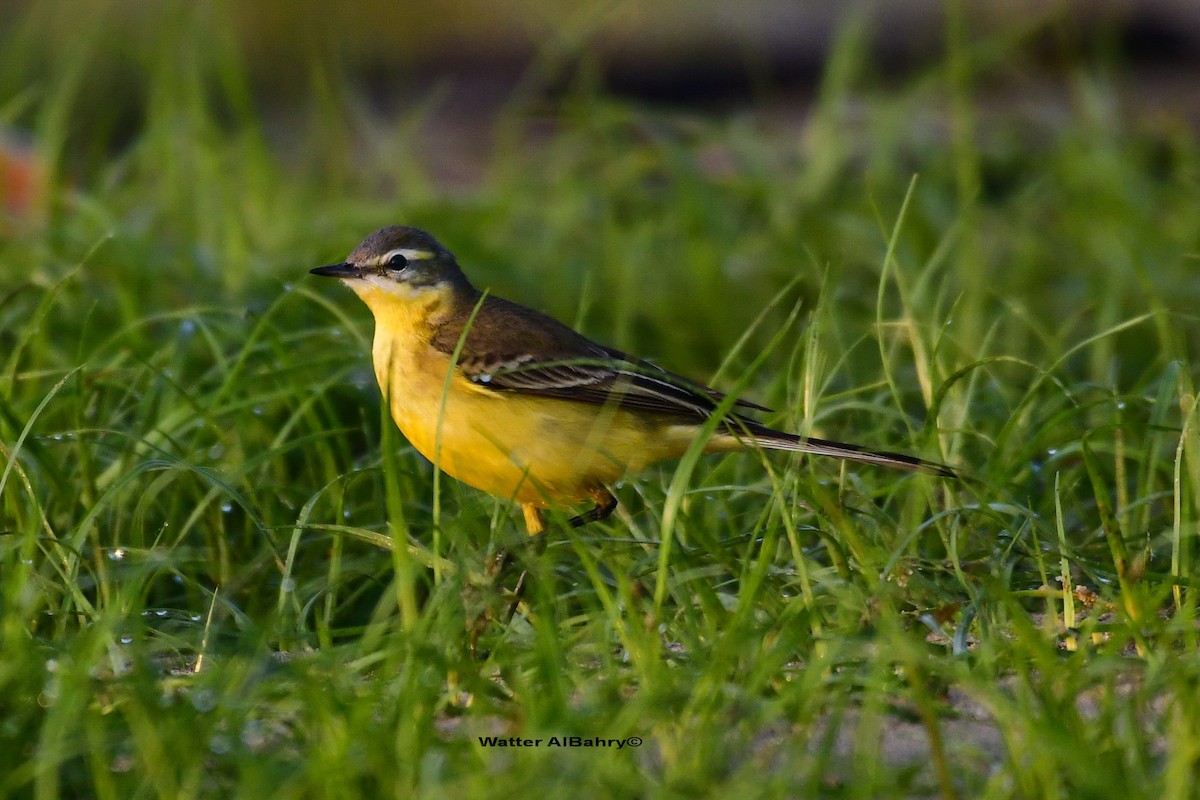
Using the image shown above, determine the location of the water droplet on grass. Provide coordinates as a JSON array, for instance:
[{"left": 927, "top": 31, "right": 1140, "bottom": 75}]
[
  {"left": 111, "top": 751, "right": 135, "bottom": 773},
  {"left": 241, "top": 719, "right": 268, "bottom": 749},
  {"left": 190, "top": 689, "right": 217, "bottom": 712}
]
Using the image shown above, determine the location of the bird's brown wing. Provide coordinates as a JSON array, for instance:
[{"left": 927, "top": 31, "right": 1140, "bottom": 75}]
[
  {"left": 429, "top": 294, "right": 957, "bottom": 478},
  {"left": 430, "top": 294, "right": 769, "bottom": 421}
]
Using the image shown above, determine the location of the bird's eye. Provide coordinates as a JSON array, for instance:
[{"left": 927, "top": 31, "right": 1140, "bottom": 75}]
[{"left": 386, "top": 252, "right": 408, "bottom": 270}]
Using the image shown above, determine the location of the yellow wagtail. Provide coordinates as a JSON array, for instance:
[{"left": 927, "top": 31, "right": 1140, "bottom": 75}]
[{"left": 312, "top": 225, "right": 954, "bottom": 535}]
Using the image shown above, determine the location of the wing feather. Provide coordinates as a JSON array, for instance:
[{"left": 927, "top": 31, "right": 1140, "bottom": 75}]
[
  {"left": 431, "top": 294, "right": 768, "bottom": 422},
  {"left": 426, "top": 292, "right": 955, "bottom": 477}
]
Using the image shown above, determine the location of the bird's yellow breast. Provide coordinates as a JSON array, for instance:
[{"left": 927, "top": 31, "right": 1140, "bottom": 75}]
[{"left": 355, "top": 283, "right": 693, "bottom": 509}]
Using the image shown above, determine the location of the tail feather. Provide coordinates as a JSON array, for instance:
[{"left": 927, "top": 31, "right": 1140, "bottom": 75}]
[{"left": 735, "top": 423, "right": 956, "bottom": 478}]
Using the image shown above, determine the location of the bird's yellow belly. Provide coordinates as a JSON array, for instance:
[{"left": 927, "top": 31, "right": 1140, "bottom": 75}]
[
  {"left": 394, "top": 391, "right": 624, "bottom": 505},
  {"left": 375, "top": 341, "right": 686, "bottom": 508}
]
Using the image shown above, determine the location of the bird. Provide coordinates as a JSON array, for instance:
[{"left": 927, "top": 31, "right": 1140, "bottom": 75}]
[{"left": 311, "top": 225, "right": 954, "bottom": 536}]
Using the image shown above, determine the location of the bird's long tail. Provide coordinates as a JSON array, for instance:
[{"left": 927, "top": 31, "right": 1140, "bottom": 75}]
[{"left": 722, "top": 422, "right": 956, "bottom": 478}]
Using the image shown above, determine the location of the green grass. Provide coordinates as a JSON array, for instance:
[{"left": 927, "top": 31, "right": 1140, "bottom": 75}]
[{"left": 3, "top": 3, "right": 1200, "bottom": 798}]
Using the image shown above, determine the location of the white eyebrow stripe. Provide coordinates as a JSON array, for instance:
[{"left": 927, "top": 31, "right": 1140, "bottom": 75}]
[{"left": 375, "top": 247, "right": 434, "bottom": 265}]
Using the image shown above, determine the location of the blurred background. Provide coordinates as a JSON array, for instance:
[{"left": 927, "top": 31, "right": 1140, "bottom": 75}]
[
  {"left": 2, "top": 0, "right": 1198, "bottom": 199},
  {"left": 1, "top": 0, "right": 1198, "bottom": 376},
  {"left": 3, "top": 6, "right": 1200, "bottom": 792}
]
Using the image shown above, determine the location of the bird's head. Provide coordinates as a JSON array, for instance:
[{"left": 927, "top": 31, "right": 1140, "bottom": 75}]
[{"left": 311, "top": 226, "right": 473, "bottom": 307}]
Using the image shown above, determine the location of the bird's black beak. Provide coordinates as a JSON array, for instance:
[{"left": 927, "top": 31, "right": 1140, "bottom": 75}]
[{"left": 310, "top": 262, "right": 361, "bottom": 278}]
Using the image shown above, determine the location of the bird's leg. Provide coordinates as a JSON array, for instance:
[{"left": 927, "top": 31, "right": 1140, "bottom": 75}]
[
  {"left": 468, "top": 549, "right": 510, "bottom": 658},
  {"left": 502, "top": 504, "right": 545, "bottom": 623},
  {"left": 567, "top": 487, "right": 618, "bottom": 527},
  {"left": 503, "top": 565, "right": 529, "bottom": 624},
  {"left": 472, "top": 494, "right": 615, "bottom": 654},
  {"left": 506, "top": 490, "right": 616, "bottom": 622},
  {"left": 504, "top": 491, "right": 614, "bottom": 621},
  {"left": 522, "top": 504, "right": 545, "bottom": 535},
  {"left": 469, "top": 505, "right": 545, "bottom": 657}
]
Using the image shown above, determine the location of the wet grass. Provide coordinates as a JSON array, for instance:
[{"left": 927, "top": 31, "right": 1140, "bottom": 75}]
[{"left": 2, "top": 3, "right": 1200, "bottom": 797}]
